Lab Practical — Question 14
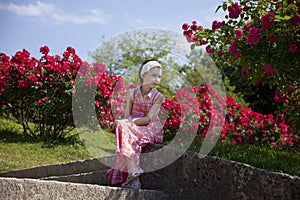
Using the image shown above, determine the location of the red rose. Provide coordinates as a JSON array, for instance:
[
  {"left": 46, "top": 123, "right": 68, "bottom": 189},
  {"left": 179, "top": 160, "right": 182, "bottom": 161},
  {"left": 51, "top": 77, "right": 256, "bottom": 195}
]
[{"left": 288, "top": 43, "right": 298, "bottom": 53}]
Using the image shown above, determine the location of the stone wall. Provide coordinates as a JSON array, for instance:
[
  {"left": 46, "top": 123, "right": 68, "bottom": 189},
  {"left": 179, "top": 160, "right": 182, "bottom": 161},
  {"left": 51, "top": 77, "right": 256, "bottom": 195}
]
[
  {"left": 1, "top": 144, "right": 299, "bottom": 200},
  {"left": 140, "top": 145, "right": 300, "bottom": 200}
]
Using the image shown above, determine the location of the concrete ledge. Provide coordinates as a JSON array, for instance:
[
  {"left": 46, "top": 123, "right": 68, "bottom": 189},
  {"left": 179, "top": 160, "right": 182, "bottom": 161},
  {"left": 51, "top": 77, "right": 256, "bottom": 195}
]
[
  {"left": 0, "top": 157, "right": 110, "bottom": 179},
  {"left": 41, "top": 170, "right": 109, "bottom": 185},
  {"left": 1, "top": 144, "right": 299, "bottom": 200},
  {"left": 0, "top": 177, "right": 166, "bottom": 200},
  {"left": 140, "top": 147, "right": 300, "bottom": 200}
]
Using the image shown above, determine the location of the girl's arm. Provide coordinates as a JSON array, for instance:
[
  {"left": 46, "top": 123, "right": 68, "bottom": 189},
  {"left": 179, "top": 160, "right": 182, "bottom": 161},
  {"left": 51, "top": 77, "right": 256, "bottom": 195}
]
[
  {"left": 132, "top": 94, "right": 164, "bottom": 126},
  {"left": 123, "top": 92, "right": 132, "bottom": 119}
]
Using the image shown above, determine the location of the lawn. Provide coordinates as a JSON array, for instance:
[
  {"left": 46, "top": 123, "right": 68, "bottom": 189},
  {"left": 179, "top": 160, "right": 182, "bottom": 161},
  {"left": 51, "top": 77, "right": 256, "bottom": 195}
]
[{"left": 0, "top": 117, "right": 299, "bottom": 177}]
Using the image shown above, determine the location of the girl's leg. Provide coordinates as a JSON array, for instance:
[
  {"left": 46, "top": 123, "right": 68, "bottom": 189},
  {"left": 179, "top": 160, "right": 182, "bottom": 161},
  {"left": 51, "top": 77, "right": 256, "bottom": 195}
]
[{"left": 126, "top": 158, "right": 143, "bottom": 174}]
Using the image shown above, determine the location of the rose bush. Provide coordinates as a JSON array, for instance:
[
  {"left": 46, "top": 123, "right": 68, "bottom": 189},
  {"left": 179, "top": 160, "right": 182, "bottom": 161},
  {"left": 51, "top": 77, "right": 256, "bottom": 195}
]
[
  {"left": 0, "top": 46, "right": 123, "bottom": 140},
  {"left": 182, "top": 0, "right": 300, "bottom": 137},
  {"left": 0, "top": 46, "right": 82, "bottom": 139},
  {"left": 161, "top": 83, "right": 298, "bottom": 149},
  {"left": 1, "top": 46, "right": 298, "bottom": 149}
]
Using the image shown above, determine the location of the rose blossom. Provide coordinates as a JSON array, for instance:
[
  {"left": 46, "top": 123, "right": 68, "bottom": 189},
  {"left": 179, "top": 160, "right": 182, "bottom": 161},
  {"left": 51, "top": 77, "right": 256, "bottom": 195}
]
[
  {"left": 228, "top": 2, "right": 243, "bottom": 19},
  {"left": 235, "top": 28, "right": 243, "bottom": 38},
  {"left": 290, "top": 14, "right": 300, "bottom": 26},
  {"left": 288, "top": 43, "right": 298, "bottom": 53},
  {"left": 182, "top": 23, "right": 189, "bottom": 30},
  {"left": 235, "top": 52, "right": 242, "bottom": 59},
  {"left": 241, "top": 70, "right": 247, "bottom": 77},
  {"left": 37, "top": 98, "right": 43, "bottom": 105},
  {"left": 268, "top": 35, "right": 277, "bottom": 42},
  {"left": 264, "top": 64, "right": 277, "bottom": 75},
  {"left": 261, "top": 13, "right": 275, "bottom": 29},
  {"left": 246, "top": 27, "right": 262, "bottom": 44},
  {"left": 40, "top": 46, "right": 50, "bottom": 55},
  {"left": 206, "top": 45, "right": 215, "bottom": 54},
  {"left": 212, "top": 20, "right": 225, "bottom": 31}
]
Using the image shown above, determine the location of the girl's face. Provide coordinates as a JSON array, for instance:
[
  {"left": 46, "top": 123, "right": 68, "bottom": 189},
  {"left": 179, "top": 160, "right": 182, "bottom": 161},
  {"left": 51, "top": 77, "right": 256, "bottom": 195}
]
[{"left": 142, "top": 67, "right": 162, "bottom": 88}]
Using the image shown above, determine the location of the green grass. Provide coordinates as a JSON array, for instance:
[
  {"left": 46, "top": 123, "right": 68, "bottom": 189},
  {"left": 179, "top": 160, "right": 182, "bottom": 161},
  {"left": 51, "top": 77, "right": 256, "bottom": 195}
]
[
  {"left": 1, "top": 117, "right": 299, "bottom": 177},
  {"left": 0, "top": 118, "right": 93, "bottom": 172},
  {"left": 188, "top": 138, "right": 300, "bottom": 176}
]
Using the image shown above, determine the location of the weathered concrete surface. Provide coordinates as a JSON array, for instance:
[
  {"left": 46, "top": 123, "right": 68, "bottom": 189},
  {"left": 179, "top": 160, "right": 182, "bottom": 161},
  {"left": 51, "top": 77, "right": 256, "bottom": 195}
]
[
  {"left": 141, "top": 149, "right": 300, "bottom": 200},
  {"left": 0, "top": 158, "right": 110, "bottom": 179},
  {"left": 0, "top": 177, "right": 166, "bottom": 200},
  {"left": 41, "top": 170, "right": 109, "bottom": 185},
  {"left": 1, "top": 144, "right": 299, "bottom": 200}
]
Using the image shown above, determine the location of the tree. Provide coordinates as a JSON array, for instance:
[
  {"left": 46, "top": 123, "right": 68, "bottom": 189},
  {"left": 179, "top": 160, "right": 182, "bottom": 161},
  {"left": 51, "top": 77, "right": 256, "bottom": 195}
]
[{"left": 88, "top": 29, "right": 193, "bottom": 97}]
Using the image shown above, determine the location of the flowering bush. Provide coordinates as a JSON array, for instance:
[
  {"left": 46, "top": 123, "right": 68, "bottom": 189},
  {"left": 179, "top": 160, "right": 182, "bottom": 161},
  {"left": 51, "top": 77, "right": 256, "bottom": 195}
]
[
  {"left": 182, "top": 0, "right": 300, "bottom": 134},
  {"left": 0, "top": 46, "right": 298, "bottom": 149},
  {"left": 0, "top": 46, "right": 123, "bottom": 140},
  {"left": 162, "top": 83, "right": 298, "bottom": 149},
  {"left": 0, "top": 46, "right": 82, "bottom": 139}
]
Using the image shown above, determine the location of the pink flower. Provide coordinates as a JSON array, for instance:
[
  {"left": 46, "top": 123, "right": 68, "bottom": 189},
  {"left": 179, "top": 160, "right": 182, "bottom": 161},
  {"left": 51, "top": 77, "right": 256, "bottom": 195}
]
[
  {"left": 235, "top": 28, "right": 243, "bottom": 38},
  {"left": 26, "top": 74, "right": 38, "bottom": 83},
  {"left": 186, "top": 35, "right": 197, "bottom": 43},
  {"left": 40, "top": 46, "right": 50, "bottom": 55},
  {"left": 182, "top": 23, "right": 189, "bottom": 30},
  {"left": 228, "top": 2, "right": 243, "bottom": 19},
  {"left": 37, "top": 98, "right": 43, "bottom": 105},
  {"left": 206, "top": 45, "right": 215, "bottom": 54},
  {"left": 66, "top": 46, "right": 76, "bottom": 55},
  {"left": 94, "top": 63, "right": 106, "bottom": 74},
  {"left": 191, "top": 24, "right": 198, "bottom": 31},
  {"left": 246, "top": 27, "right": 262, "bottom": 44},
  {"left": 18, "top": 80, "right": 29, "bottom": 88},
  {"left": 197, "top": 25, "right": 204, "bottom": 31},
  {"left": 212, "top": 20, "right": 225, "bottom": 31},
  {"left": 264, "top": 64, "right": 277, "bottom": 75},
  {"left": 271, "top": 142, "right": 277, "bottom": 148},
  {"left": 229, "top": 40, "right": 238, "bottom": 54},
  {"left": 261, "top": 13, "right": 275, "bottom": 29},
  {"left": 235, "top": 52, "right": 242, "bottom": 59},
  {"left": 245, "top": 23, "right": 252, "bottom": 31},
  {"left": 241, "top": 70, "right": 247, "bottom": 77},
  {"left": 231, "top": 138, "right": 237, "bottom": 146},
  {"left": 95, "top": 100, "right": 101, "bottom": 107},
  {"left": 290, "top": 14, "right": 300, "bottom": 26},
  {"left": 237, "top": 137, "right": 243, "bottom": 144},
  {"left": 288, "top": 43, "right": 298, "bottom": 53},
  {"left": 217, "top": 50, "right": 224, "bottom": 57},
  {"left": 268, "top": 35, "right": 277, "bottom": 42},
  {"left": 229, "top": 45, "right": 237, "bottom": 54}
]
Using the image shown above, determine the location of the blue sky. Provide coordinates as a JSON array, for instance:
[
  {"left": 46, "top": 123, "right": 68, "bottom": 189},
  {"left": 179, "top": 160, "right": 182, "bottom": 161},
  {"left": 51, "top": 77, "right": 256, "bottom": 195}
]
[{"left": 0, "top": 0, "right": 224, "bottom": 60}]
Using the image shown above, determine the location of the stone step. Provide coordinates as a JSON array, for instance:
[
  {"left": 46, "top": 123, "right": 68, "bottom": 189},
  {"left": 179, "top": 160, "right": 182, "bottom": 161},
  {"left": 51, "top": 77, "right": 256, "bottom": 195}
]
[
  {"left": 0, "top": 177, "right": 167, "bottom": 200},
  {"left": 40, "top": 170, "right": 109, "bottom": 185},
  {"left": 0, "top": 157, "right": 113, "bottom": 179}
]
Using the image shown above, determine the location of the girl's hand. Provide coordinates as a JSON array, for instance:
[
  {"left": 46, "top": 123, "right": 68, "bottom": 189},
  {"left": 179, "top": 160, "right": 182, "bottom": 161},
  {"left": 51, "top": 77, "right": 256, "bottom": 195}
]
[{"left": 108, "top": 121, "right": 117, "bottom": 131}]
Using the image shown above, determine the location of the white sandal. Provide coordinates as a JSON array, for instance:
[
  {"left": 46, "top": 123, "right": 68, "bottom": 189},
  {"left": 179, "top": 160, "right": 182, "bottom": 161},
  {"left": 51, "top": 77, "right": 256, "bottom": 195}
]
[{"left": 121, "top": 178, "right": 141, "bottom": 190}]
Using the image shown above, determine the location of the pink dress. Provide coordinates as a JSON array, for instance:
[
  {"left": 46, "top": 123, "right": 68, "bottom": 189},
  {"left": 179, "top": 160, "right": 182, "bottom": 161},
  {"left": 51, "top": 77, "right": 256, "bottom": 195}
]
[{"left": 106, "top": 86, "right": 164, "bottom": 185}]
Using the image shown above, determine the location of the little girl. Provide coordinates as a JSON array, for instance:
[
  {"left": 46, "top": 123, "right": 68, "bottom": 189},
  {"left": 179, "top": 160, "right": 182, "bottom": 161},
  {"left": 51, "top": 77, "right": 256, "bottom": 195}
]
[{"left": 106, "top": 60, "right": 165, "bottom": 189}]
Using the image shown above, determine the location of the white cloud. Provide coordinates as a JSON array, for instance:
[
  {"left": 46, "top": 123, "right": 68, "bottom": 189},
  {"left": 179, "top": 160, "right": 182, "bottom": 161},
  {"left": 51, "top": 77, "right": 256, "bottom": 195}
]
[
  {"left": 135, "top": 19, "right": 144, "bottom": 24},
  {"left": 0, "top": 1, "right": 109, "bottom": 24}
]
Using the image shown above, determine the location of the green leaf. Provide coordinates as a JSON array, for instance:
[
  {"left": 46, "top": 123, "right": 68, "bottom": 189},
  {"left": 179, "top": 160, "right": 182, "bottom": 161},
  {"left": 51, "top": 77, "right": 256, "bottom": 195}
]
[
  {"left": 191, "top": 44, "right": 195, "bottom": 50},
  {"left": 283, "top": 15, "right": 292, "bottom": 20},
  {"left": 222, "top": 2, "right": 228, "bottom": 11},
  {"left": 215, "top": 5, "right": 222, "bottom": 13}
]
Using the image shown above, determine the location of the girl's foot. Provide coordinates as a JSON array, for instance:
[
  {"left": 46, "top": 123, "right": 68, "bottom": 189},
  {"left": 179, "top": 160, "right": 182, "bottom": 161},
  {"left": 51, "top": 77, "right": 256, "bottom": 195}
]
[
  {"left": 121, "top": 171, "right": 142, "bottom": 187},
  {"left": 121, "top": 178, "right": 141, "bottom": 190}
]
